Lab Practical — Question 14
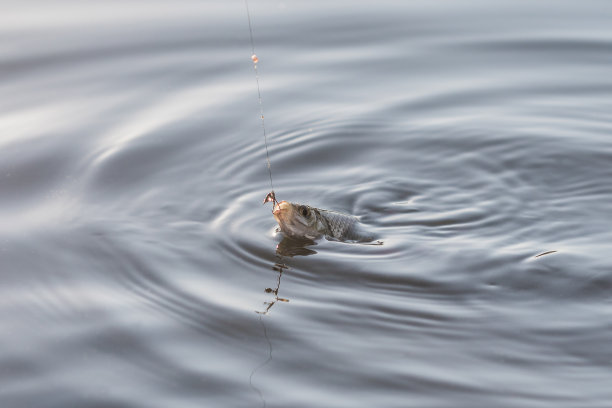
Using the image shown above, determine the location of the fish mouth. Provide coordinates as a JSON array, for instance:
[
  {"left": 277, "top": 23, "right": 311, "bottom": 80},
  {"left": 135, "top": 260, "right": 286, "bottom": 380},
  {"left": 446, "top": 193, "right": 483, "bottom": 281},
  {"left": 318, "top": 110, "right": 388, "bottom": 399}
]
[
  {"left": 272, "top": 201, "right": 318, "bottom": 239},
  {"left": 273, "top": 201, "right": 300, "bottom": 235},
  {"left": 273, "top": 201, "right": 289, "bottom": 217}
]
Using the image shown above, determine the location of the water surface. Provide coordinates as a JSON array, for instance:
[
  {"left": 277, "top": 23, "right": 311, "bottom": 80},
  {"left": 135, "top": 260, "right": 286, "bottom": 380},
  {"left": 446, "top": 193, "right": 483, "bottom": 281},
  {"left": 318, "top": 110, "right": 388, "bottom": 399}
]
[{"left": 2, "top": 1, "right": 612, "bottom": 407}]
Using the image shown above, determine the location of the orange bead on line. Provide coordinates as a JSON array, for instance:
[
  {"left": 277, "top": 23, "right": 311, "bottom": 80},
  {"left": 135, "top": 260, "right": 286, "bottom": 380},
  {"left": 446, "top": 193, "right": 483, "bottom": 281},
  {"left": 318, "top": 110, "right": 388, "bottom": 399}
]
[{"left": 251, "top": 54, "right": 259, "bottom": 64}]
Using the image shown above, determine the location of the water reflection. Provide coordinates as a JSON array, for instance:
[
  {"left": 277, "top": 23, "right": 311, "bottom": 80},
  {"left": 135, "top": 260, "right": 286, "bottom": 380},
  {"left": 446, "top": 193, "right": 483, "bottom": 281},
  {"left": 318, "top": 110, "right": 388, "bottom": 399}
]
[
  {"left": 275, "top": 236, "right": 318, "bottom": 258},
  {"left": 250, "top": 236, "right": 319, "bottom": 407},
  {"left": 255, "top": 262, "right": 289, "bottom": 316},
  {"left": 249, "top": 313, "right": 272, "bottom": 408},
  {"left": 255, "top": 236, "right": 317, "bottom": 315}
]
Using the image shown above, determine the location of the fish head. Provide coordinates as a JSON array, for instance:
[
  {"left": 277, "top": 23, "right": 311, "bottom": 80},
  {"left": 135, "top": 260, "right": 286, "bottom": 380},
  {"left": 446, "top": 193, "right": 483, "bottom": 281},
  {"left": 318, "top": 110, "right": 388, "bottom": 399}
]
[{"left": 273, "top": 201, "right": 321, "bottom": 239}]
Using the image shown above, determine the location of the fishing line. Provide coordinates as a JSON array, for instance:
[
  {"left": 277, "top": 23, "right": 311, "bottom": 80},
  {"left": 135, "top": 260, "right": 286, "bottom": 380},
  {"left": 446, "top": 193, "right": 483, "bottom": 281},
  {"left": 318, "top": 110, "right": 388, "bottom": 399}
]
[
  {"left": 245, "top": 0, "right": 275, "bottom": 198},
  {"left": 248, "top": 314, "right": 272, "bottom": 408}
]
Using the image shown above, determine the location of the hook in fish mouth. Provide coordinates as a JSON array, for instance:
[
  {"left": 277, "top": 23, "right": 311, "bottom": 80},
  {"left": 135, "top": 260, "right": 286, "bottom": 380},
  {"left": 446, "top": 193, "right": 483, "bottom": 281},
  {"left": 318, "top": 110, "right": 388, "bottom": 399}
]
[{"left": 262, "top": 190, "right": 279, "bottom": 210}]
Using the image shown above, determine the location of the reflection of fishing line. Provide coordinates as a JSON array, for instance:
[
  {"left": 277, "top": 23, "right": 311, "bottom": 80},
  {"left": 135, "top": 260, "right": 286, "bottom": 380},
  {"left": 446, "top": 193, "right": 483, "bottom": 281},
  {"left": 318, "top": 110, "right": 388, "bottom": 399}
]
[
  {"left": 256, "top": 260, "right": 289, "bottom": 315},
  {"left": 249, "top": 256, "right": 289, "bottom": 406},
  {"left": 249, "top": 315, "right": 272, "bottom": 408}
]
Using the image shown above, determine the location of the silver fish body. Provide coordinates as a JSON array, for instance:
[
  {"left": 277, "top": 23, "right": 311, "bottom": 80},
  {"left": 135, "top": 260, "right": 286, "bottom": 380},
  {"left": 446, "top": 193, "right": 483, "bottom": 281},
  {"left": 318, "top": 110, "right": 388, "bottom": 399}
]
[{"left": 272, "top": 200, "right": 374, "bottom": 242}]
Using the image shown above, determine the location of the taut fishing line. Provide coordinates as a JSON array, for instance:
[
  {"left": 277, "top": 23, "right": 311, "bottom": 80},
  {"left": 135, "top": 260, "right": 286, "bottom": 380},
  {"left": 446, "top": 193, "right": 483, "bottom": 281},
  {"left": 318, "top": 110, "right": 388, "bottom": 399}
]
[
  {"left": 245, "top": 0, "right": 276, "bottom": 208},
  {"left": 244, "top": 4, "right": 278, "bottom": 407}
]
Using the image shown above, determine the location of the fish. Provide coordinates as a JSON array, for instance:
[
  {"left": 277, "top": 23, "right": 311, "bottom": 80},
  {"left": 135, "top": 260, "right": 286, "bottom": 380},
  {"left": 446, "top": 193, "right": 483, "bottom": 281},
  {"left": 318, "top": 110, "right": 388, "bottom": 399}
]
[{"left": 265, "top": 192, "right": 376, "bottom": 242}]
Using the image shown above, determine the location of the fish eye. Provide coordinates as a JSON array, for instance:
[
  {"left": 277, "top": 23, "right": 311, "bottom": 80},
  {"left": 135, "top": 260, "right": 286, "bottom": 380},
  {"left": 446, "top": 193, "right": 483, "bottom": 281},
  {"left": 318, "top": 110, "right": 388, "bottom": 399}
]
[{"left": 299, "top": 206, "right": 309, "bottom": 217}]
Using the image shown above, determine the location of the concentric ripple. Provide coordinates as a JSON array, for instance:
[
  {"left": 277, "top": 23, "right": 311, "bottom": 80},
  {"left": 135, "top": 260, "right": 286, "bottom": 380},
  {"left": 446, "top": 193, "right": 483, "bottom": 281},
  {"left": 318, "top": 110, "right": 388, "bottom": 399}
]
[{"left": 2, "top": 0, "right": 612, "bottom": 407}]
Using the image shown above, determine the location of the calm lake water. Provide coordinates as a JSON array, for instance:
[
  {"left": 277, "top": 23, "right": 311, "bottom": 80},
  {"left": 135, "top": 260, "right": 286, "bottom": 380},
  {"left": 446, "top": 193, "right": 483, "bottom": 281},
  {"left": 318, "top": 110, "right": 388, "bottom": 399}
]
[{"left": 2, "top": 1, "right": 612, "bottom": 407}]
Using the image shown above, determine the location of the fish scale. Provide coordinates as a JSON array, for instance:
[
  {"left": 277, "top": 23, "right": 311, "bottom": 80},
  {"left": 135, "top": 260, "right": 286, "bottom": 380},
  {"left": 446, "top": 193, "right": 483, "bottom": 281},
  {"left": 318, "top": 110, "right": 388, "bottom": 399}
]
[{"left": 317, "top": 209, "right": 361, "bottom": 241}]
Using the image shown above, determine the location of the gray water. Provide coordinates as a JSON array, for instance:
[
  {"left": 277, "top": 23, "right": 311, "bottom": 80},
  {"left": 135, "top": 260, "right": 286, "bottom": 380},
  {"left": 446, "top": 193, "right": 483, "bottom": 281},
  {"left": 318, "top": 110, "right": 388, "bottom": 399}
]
[{"left": 2, "top": 1, "right": 612, "bottom": 407}]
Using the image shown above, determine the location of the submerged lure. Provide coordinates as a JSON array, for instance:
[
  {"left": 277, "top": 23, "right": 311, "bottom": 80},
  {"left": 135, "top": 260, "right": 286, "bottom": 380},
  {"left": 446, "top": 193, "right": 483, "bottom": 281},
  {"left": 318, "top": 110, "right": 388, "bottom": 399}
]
[{"left": 264, "top": 191, "right": 375, "bottom": 242}]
